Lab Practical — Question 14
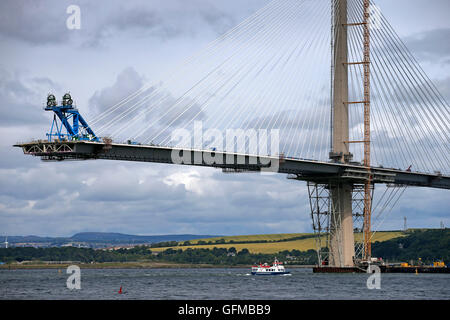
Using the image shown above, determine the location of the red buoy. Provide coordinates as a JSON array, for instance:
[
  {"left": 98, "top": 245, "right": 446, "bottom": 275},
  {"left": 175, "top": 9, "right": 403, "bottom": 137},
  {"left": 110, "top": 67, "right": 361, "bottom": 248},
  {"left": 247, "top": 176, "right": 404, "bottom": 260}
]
[{"left": 118, "top": 286, "right": 123, "bottom": 294}]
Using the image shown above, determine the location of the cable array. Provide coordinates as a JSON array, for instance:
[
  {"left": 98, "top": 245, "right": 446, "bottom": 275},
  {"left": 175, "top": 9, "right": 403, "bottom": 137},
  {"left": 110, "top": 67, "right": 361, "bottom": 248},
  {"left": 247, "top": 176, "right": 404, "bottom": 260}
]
[
  {"left": 347, "top": 0, "right": 449, "bottom": 174},
  {"left": 91, "top": 0, "right": 449, "bottom": 175},
  {"left": 92, "top": 0, "right": 333, "bottom": 161}
]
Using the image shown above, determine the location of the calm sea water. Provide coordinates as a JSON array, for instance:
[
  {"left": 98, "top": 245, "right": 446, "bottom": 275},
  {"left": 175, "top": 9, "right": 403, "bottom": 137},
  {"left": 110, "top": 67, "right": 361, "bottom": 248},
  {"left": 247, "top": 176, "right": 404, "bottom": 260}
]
[{"left": 0, "top": 268, "right": 449, "bottom": 300}]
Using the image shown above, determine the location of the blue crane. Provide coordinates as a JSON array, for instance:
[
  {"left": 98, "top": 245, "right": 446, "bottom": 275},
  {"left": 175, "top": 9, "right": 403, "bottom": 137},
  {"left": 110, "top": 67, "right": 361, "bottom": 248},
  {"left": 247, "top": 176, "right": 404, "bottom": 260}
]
[{"left": 45, "top": 93, "right": 99, "bottom": 142}]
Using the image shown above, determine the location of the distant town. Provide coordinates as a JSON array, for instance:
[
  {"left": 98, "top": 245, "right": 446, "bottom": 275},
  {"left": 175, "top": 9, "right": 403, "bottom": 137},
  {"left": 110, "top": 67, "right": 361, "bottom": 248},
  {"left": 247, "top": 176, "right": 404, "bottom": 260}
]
[{"left": 1, "top": 232, "right": 219, "bottom": 250}]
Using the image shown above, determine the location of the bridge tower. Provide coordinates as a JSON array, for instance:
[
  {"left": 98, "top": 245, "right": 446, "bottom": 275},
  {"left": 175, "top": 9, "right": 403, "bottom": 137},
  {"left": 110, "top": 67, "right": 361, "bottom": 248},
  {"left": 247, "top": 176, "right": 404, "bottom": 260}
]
[
  {"left": 328, "top": 0, "right": 355, "bottom": 267},
  {"left": 308, "top": 0, "right": 372, "bottom": 267}
]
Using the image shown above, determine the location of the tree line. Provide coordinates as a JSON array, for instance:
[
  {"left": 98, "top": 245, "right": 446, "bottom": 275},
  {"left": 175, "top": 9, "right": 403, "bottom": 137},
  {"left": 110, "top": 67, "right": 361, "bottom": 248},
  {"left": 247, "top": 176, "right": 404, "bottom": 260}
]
[
  {"left": 1, "top": 229, "right": 448, "bottom": 266},
  {"left": 0, "top": 245, "right": 317, "bottom": 265},
  {"left": 371, "top": 228, "right": 449, "bottom": 264}
]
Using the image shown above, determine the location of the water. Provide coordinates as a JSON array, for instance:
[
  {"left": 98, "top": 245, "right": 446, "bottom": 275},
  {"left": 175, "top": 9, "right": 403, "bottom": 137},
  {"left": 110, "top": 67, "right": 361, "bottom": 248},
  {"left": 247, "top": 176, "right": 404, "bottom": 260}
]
[{"left": 0, "top": 268, "right": 449, "bottom": 300}]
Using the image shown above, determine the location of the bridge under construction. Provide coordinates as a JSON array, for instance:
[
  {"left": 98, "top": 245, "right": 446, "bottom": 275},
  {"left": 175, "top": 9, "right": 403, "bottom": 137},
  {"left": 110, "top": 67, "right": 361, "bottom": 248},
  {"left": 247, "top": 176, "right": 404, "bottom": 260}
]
[{"left": 15, "top": 0, "right": 450, "bottom": 270}]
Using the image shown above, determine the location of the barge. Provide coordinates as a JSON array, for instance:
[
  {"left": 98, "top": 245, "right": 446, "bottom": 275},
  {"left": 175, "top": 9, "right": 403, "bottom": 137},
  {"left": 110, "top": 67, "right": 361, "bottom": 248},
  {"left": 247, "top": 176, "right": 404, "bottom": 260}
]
[
  {"left": 313, "top": 265, "right": 450, "bottom": 273},
  {"left": 313, "top": 259, "right": 449, "bottom": 273}
]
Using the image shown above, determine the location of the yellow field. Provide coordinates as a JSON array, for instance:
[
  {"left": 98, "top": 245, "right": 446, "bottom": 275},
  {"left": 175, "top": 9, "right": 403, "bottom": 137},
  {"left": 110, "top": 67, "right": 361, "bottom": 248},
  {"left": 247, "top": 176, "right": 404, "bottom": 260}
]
[
  {"left": 151, "top": 231, "right": 406, "bottom": 254},
  {"left": 355, "top": 231, "right": 406, "bottom": 243},
  {"left": 188, "top": 233, "right": 310, "bottom": 244}
]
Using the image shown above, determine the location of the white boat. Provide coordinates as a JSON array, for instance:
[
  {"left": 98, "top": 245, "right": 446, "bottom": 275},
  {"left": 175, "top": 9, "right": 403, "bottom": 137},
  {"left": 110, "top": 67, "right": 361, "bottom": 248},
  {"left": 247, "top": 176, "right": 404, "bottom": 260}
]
[{"left": 251, "top": 258, "right": 290, "bottom": 275}]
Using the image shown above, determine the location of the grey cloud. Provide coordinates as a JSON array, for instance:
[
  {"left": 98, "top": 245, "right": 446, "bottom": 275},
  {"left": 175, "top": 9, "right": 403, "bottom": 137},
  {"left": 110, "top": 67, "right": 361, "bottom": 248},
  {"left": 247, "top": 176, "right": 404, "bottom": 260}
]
[
  {"left": 150, "top": 95, "right": 207, "bottom": 140},
  {"left": 0, "top": 165, "right": 73, "bottom": 201},
  {"left": 88, "top": 66, "right": 146, "bottom": 116},
  {"left": 233, "top": 106, "right": 330, "bottom": 159},
  {"left": 0, "top": 0, "right": 240, "bottom": 47},
  {"left": 0, "top": 73, "right": 68, "bottom": 172},
  {"left": 88, "top": 66, "right": 207, "bottom": 142},
  {"left": 243, "top": 104, "right": 330, "bottom": 131},
  {"left": 77, "top": 169, "right": 186, "bottom": 203},
  {"left": 0, "top": 158, "right": 312, "bottom": 236},
  {"left": 0, "top": 0, "right": 73, "bottom": 45},
  {"left": 0, "top": 145, "right": 40, "bottom": 170},
  {"left": 83, "top": 6, "right": 169, "bottom": 47},
  {"left": 434, "top": 77, "right": 450, "bottom": 103},
  {"left": 87, "top": 0, "right": 238, "bottom": 45},
  {"left": 0, "top": 68, "right": 54, "bottom": 127},
  {"left": 404, "top": 28, "right": 450, "bottom": 63},
  {"left": 198, "top": 5, "right": 237, "bottom": 36}
]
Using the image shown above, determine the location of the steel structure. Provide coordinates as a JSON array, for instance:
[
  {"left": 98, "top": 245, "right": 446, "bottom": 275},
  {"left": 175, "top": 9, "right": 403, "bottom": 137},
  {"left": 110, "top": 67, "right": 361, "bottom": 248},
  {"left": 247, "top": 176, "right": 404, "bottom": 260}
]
[
  {"left": 15, "top": 140, "right": 450, "bottom": 189},
  {"left": 13, "top": 0, "right": 450, "bottom": 269},
  {"left": 307, "top": 0, "right": 374, "bottom": 266},
  {"left": 362, "top": 0, "right": 372, "bottom": 262},
  {"left": 45, "top": 93, "right": 99, "bottom": 142}
]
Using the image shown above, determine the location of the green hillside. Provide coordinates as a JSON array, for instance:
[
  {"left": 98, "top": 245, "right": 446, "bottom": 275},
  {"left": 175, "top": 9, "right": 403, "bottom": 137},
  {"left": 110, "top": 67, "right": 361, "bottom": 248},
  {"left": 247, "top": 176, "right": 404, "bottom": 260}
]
[{"left": 372, "top": 228, "right": 450, "bottom": 264}]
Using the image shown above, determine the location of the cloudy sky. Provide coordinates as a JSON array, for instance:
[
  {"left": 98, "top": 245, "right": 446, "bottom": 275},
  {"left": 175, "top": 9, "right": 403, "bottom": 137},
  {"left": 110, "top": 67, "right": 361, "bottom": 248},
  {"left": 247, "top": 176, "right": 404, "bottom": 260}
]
[{"left": 0, "top": 0, "right": 449, "bottom": 237}]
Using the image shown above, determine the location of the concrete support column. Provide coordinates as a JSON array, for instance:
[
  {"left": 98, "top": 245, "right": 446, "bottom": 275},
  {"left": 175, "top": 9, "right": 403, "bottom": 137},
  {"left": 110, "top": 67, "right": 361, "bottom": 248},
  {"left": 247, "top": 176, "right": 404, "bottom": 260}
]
[
  {"left": 332, "top": 0, "right": 350, "bottom": 161},
  {"left": 329, "top": 183, "right": 355, "bottom": 267},
  {"left": 329, "top": 0, "right": 355, "bottom": 267}
]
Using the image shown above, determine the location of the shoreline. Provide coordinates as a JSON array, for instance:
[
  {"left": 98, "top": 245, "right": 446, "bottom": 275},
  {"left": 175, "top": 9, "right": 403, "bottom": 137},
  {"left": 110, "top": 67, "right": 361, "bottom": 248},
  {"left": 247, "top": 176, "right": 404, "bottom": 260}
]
[{"left": 0, "top": 262, "right": 315, "bottom": 270}]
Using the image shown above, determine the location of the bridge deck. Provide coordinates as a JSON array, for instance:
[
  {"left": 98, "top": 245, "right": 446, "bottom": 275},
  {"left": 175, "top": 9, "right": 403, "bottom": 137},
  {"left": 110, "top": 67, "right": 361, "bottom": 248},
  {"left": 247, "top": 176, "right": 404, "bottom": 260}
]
[{"left": 14, "top": 140, "right": 450, "bottom": 189}]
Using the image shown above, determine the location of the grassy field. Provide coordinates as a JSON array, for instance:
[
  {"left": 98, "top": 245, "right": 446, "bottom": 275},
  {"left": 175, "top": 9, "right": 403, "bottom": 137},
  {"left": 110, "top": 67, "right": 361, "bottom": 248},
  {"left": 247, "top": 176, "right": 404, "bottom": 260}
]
[{"left": 151, "top": 231, "right": 406, "bottom": 254}]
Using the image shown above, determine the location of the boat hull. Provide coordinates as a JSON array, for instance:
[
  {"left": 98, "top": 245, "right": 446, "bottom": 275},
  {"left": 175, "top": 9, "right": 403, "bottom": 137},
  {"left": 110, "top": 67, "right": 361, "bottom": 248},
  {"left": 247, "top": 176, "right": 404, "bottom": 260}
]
[{"left": 251, "top": 271, "right": 290, "bottom": 275}]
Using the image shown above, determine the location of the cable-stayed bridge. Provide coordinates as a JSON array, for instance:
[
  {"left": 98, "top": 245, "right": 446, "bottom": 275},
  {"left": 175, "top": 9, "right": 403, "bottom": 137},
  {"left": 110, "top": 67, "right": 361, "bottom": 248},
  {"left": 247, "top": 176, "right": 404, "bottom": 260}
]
[{"left": 15, "top": 0, "right": 449, "bottom": 269}]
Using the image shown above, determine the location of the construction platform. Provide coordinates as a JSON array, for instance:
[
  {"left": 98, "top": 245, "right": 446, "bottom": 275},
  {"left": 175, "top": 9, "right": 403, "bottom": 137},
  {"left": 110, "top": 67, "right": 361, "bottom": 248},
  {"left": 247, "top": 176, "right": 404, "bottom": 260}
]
[{"left": 313, "top": 266, "right": 450, "bottom": 273}]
